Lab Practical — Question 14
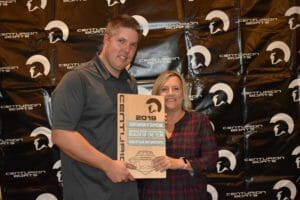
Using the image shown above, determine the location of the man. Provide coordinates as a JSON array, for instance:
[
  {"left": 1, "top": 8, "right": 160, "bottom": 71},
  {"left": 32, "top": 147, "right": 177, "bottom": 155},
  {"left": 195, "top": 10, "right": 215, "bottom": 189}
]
[{"left": 51, "top": 15, "right": 142, "bottom": 200}]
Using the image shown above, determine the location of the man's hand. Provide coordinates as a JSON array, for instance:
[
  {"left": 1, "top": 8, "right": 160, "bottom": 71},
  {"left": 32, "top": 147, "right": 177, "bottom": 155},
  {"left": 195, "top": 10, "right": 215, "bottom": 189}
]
[{"left": 104, "top": 160, "right": 136, "bottom": 183}]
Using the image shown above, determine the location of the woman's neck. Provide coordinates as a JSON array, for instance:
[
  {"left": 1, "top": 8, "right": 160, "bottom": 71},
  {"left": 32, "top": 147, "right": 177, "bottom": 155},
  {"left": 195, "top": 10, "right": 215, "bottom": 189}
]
[{"left": 167, "top": 109, "right": 185, "bottom": 123}]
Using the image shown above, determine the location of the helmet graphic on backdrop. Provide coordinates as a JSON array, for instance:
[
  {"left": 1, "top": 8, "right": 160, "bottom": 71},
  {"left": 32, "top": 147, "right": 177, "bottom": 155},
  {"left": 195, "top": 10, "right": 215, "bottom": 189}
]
[
  {"left": 273, "top": 179, "right": 297, "bottom": 200},
  {"left": 216, "top": 149, "right": 237, "bottom": 173},
  {"left": 285, "top": 6, "right": 300, "bottom": 30},
  {"left": 45, "top": 20, "right": 69, "bottom": 43},
  {"left": 288, "top": 79, "right": 300, "bottom": 102},
  {"left": 26, "top": 55, "right": 50, "bottom": 79},
  {"left": 187, "top": 45, "right": 212, "bottom": 75},
  {"left": 30, "top": 127, "right": 53, "bottom": 150},
  {"left": 292, "top": 146, "right": 300, "bottom": 169},
  {"left": 266, "top": 41, "right": 291, "bottom": 65},
  {"left": 36, "top": 193, "right": 57, "bottom": 200},
  {"left": 106, "top": 0, "right": 126, "bottom": 7},
  {"left": 53, "top": 160, "right": 62, "bottom": 184},
  {"left": 205, "top": 10, "right": 230, "bottom": 35},
  {"left": 270, "top": 113, "right": 294, "bottom": 136},
  {"left": 209, "top": 83, "right": 233, "bottom": 107},
  {"left": 207, "top": 184, "right": 218, "bottom": 200},
  {"left": 27, "top": 0, "right": 47, "bottom": 12},
  {"left": 132, "top": 15, "right": 149, "bottom": 37}
]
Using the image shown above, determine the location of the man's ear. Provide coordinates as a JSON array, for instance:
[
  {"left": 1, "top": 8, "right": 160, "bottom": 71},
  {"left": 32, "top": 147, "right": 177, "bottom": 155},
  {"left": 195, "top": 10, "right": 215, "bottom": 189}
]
[{"left": 103, "top": 33, "right": 110, "bottom": 44}]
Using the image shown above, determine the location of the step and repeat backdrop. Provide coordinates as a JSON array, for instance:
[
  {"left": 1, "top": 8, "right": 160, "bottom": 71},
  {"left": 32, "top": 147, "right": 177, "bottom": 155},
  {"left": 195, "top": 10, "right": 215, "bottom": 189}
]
[{"left": 0, "top": 0, "right": 299, "bottom": 199}]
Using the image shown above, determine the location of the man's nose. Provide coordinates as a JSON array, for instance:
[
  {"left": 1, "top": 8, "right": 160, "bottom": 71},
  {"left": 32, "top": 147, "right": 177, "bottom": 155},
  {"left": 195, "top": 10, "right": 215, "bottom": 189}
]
[{"left": 123, "top": 43, "right": 130, "bottom": 52}]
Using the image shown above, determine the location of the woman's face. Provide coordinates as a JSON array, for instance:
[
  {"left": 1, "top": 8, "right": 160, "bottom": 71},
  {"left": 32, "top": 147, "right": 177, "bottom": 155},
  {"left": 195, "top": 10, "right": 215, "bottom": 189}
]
[{"left": 159, "top": 76, "right": 184, "bottom": 112}]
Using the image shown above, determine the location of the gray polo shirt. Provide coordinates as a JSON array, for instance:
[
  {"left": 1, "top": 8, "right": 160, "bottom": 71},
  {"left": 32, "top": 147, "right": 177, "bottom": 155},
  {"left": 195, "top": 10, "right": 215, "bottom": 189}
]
[{"left": 51, "top": 55, "right": 138, "bottom": 200}]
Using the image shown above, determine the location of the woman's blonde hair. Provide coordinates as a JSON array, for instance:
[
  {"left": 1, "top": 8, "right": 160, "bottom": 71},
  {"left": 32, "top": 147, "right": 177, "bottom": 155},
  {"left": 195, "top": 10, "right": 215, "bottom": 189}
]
[{"left": 152, "top": 70, "right": 192, "bottom": 111}]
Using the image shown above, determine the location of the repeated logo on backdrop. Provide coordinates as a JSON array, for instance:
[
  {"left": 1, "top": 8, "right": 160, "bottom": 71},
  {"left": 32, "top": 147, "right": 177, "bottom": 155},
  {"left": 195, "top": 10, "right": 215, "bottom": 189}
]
[
  {"left": 132, "top": 15, "right": 149, "bottom": 37},
  {"left": 273, "top": 179, "right": 297, "bottom": 200},
  {"left": 36, "top": 193, "right": 57, "bottom": 200},
  {"left": 207, "top": 184, "right": 218, "bottom": 200},
  {"left": 266, "top": 41, "right": 291, "bottom": 65},
  {"left": 291, "top": 146, "right": 300, "bottom": 169},
  {"left": 45, "top": 20, "right": 69, "bottom": 43},
  {"left": 285, "top": 6, "right": 300, "bottom": 30},
  {"left": 0, "top": 0, "right": 16, "bottom": 7},
  {"left": 205, "top": 10, "right": 230, "bottom": 35},
  {"left": 26, "top": 55, "right": 50, "bottom": 79},
  {"left": 288, "top": 79, "right": 300, "bottom": 102},
  {"left": 189, "top": 82, "right": 234, "bottom": 113},
  {"left": 106, "top": 0, "right": 126, "bottom": 7},
  {"left": 30, "top": 127, "right": 53, "bottom": 151},
  {"left": 26, "top": 0, "right": 47, "bottom": 12},
  {"left": 269, "top": 113, "right": 294, "bottom": 137},
  {"left": 1, "top": 1, "right": 299, "bottom": 200},
  {"left": 52, "top": 160, "right": 63, "bottom": 184},
  {"left": 209, "top": 83, "right": 234, "bottom": 107},
  {"left": 187, "top": 45, "right": 212, "bottom": 75},
  {"left": 216, "top": 149, "right": 237, "bottom": 173},
  {"left": 206, "top": 179, "right": 298, "bottom": 199}
]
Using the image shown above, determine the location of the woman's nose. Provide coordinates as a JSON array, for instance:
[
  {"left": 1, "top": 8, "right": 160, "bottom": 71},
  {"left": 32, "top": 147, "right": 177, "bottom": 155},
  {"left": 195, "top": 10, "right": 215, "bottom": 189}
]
[{"left": 167, "top": 88, "right": 173, "bottom": 95}]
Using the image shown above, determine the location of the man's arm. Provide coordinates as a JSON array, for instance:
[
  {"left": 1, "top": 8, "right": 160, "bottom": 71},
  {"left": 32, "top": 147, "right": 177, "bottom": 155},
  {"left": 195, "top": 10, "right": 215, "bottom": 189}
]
[{"left": 51, "top": 129, "right": 135, "bottom": 182}]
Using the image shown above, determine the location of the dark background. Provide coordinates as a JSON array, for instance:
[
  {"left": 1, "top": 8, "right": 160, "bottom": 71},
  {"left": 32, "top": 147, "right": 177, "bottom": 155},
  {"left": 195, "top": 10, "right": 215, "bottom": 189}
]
[{"left": 0, "top": 0, "right": 299, "bottom": 199}]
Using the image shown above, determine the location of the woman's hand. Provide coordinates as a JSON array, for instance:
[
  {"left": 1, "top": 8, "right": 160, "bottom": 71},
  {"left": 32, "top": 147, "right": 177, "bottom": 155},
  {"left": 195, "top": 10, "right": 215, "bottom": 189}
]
[{"left": 152, "top": 156, "right": 184, "bottom": 172}]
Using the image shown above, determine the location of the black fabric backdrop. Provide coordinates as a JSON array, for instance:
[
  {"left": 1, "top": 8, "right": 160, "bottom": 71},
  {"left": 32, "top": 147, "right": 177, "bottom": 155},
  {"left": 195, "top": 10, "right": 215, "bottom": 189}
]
[{"left": 0, "top": 0, "right": 299, "bottom": 199}]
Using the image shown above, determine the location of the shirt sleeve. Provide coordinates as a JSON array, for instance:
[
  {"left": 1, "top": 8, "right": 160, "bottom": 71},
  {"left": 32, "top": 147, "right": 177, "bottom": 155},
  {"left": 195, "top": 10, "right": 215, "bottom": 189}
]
[
  {"left": 189, "top": 114, "right": 218, "bottom": 176},
  {"left": 51, "top": 70, "right": 85, "bottom": 131}
]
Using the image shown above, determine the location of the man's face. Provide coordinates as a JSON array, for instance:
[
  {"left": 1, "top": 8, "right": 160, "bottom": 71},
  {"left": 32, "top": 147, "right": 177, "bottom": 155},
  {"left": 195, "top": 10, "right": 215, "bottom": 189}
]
[{"left": 101, "top": 27, "right": 139, "bottom": 77}]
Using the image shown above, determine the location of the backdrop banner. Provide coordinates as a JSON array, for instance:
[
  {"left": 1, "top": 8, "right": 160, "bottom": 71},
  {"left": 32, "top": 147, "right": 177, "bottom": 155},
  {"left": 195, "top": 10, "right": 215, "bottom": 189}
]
[{"left": 0, "top": 0, "right": 299, "bottom": 199}]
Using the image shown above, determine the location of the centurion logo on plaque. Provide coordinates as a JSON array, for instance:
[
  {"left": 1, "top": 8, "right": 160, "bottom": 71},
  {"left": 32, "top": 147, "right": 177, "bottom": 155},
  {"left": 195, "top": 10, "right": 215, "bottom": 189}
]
[{"left": 117, "top": 93, "right": 166, "bottom": 179}]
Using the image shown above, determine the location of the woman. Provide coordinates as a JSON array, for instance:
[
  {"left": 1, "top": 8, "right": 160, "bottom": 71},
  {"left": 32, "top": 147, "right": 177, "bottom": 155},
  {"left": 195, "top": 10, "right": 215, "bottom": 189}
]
[{"left": 140, "top": 70, "right": 218, "bottom": 200}]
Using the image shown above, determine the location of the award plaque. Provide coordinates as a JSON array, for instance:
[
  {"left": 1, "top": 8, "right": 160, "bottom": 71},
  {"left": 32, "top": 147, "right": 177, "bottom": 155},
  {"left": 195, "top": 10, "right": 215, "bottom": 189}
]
[{"left": 117, "top": 93, "right": 166, "bottom": 179}]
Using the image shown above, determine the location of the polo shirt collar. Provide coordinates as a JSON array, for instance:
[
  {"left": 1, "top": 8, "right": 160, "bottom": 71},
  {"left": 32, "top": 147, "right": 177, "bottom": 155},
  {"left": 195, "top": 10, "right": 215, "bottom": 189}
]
[{"left": 93, "top": 54, "right": 130, "bottom": 81}]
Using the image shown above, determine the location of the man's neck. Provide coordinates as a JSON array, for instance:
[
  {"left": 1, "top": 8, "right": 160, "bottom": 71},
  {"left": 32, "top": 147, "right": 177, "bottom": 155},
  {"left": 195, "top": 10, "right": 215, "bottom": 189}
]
[{"left": 99, "top": 53, "right": 121, "bottom": 78}]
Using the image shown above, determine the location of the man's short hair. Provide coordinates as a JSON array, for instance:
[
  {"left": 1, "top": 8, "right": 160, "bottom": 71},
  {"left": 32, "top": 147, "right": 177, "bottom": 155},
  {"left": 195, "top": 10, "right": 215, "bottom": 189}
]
[{"left": 105, "top": 14, "right": 142, "bottom": 39}]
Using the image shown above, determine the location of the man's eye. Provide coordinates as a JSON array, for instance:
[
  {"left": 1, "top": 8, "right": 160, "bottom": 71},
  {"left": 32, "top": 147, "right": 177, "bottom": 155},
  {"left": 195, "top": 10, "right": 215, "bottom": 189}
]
[
  {"left": 131, "top": 43, "right": 138, "bottom": 48},
  {"left": 118, "top": 39, "right": 125, "bottom": 43}
]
